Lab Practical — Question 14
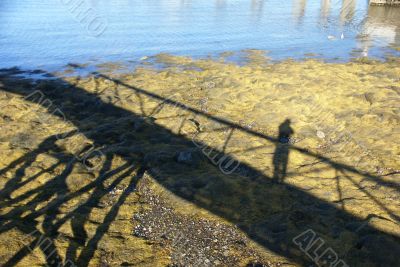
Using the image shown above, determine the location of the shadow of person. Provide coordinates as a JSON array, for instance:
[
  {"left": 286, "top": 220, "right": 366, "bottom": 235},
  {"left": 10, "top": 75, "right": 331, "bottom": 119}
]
[{"left": 273, "top": 119, "right": 294, "bottom": 183}]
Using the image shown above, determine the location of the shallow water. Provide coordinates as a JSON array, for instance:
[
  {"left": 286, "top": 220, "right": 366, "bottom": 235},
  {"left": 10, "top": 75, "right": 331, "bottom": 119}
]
[{"left": 0, "top": 0, "right": 400, "bottom": 71}]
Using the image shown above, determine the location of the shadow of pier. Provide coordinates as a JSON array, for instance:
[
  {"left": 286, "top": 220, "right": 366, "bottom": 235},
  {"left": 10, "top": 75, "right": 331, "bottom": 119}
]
[{"left": 0, "top": 69, "right": 399, "bottom": 266}]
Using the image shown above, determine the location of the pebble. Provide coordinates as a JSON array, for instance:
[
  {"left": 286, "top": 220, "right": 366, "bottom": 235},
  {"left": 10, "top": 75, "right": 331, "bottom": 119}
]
[{"left": 316, "top": 130, "right": 326, "bottom": 139}]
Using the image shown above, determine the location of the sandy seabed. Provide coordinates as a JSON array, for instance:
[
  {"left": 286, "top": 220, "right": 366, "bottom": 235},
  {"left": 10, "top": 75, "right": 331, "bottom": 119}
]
[{"left": 0, "top": 52, "right": 399, "bottom": 266}]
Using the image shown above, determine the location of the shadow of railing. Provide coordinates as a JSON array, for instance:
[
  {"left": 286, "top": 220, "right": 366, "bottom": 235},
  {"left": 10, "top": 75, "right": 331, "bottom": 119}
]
[{"left": 0, "top": 70, "right": 399, "bottom": 267}]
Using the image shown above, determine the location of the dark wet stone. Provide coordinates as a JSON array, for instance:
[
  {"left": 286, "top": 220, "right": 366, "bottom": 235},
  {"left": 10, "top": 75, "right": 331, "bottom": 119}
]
[
  {"left": 1, "top": 115, "right": 12, "bottom": 122},
  {"left": 177, "top": 150, "right": 193, "bottom": 163},
  {"left": 176, "top": 149, "right": 203, "bottom": 166}
]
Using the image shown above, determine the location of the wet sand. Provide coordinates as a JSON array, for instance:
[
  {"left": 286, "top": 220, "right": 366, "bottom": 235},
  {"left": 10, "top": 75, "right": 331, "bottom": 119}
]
[{"left": 0, "top": 53, "right": 399, "bottom": 266}]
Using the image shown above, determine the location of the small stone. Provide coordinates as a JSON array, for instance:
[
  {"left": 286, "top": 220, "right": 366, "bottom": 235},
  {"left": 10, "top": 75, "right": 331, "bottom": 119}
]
[
  {"left": 176, "top": 149, "right": 202, "bottom": 166},
  {"left": 316, "top": 130, "right": 326, "bottom": 139},
  {"left": 177, "top": 151, "right": 193, "bottom": 163}
]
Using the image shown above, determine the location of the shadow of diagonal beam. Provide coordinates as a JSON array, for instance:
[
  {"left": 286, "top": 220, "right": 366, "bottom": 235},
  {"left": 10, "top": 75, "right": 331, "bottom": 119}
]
[{"left": 94, "top": 72, "right": 399, "bottom": 192}]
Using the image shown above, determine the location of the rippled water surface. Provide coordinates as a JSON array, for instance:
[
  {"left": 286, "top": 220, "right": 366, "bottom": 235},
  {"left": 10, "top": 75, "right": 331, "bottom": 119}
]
[{"left": 0, "top": 0, "right": 400, "bottom": 70}]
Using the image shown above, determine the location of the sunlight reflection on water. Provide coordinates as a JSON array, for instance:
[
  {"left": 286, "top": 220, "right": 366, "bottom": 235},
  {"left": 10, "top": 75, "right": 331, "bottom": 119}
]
[{"left": 0, "top": 0, "right": 399, "bottom": 70}]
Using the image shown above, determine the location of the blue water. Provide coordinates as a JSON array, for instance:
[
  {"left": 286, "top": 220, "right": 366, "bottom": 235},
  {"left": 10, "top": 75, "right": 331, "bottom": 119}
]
[{"left": 0, "top": 0, "right": 399, "bottom": 71}]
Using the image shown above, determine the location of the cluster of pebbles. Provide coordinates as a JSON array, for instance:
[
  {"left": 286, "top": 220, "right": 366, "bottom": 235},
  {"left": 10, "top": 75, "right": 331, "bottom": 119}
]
[{"left": 132, "top": 178, "right": 284, "bottom": 267}]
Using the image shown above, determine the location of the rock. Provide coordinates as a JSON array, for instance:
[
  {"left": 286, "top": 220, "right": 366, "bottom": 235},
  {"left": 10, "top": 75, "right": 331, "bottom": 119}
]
[
  {"left": 316, "top": 130, "right": 326, "bottom": 139},
  {"left": 177, "top": 151, "right": 193, "bottom": 163},
  {"left": 275, "top": 83, "right": 291, "bottom": 90},
  {"left": 363, "top": 92, "right": 375, "bottom": 105},
  {"left": 176, "top": 149, "right": 203, "bottom": 166}
]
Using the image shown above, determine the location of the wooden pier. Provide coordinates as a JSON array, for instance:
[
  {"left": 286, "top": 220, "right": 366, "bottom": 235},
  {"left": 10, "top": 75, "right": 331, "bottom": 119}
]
[{"left": 370, "top": 0, "right": 400, "bottom": 5}]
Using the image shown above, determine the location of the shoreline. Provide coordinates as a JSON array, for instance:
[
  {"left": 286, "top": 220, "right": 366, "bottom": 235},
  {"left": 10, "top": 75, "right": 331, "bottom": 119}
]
[{"left": 2, "top": 46, "right": 400, "bottom": 78}]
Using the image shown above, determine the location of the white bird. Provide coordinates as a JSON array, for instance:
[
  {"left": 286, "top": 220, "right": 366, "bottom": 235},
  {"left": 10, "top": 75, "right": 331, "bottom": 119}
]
[{"left": 341, "top": 33, "right": 344, "bottom": 39}]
